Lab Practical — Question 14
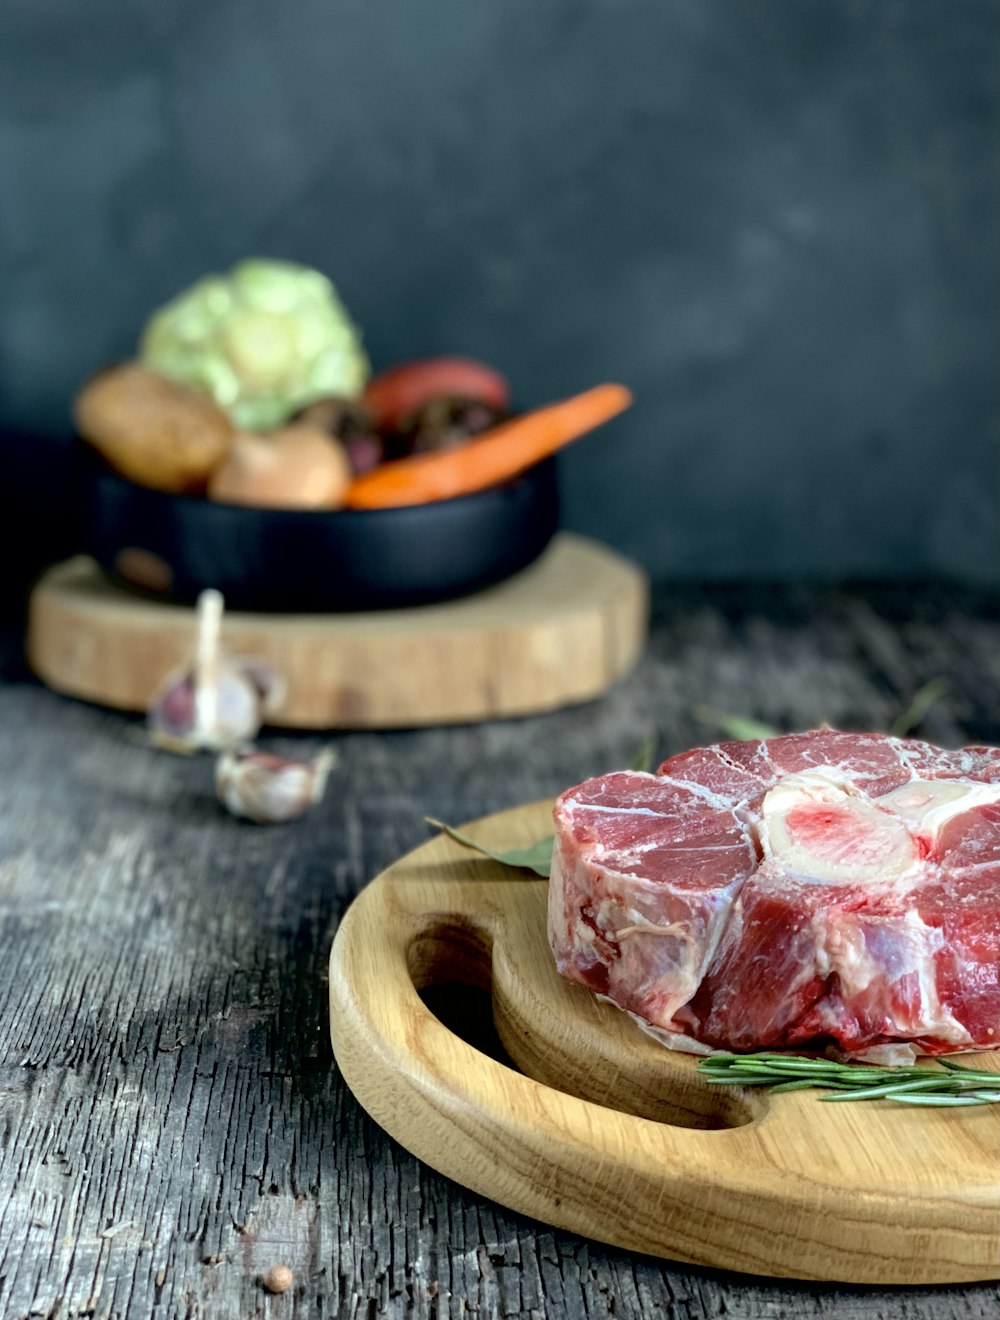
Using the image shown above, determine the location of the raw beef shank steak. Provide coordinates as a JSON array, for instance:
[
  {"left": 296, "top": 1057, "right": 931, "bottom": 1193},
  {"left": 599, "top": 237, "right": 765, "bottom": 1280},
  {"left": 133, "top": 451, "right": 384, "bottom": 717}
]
[{"left": 548, "top": 732, "right": 1000, "bottom": 1056}]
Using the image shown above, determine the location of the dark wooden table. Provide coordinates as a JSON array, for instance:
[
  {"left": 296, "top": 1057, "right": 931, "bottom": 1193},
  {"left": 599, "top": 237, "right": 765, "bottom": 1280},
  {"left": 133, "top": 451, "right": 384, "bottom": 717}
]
[{"left": 2, "top": 580, "right": 1000, "bottom": 1319}]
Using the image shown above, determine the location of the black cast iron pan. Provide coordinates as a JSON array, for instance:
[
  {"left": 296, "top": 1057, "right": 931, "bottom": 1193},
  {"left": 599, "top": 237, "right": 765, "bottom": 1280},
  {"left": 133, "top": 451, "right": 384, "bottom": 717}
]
[{"left": 79, "top": 451, "right": 559, "bottom": 613}]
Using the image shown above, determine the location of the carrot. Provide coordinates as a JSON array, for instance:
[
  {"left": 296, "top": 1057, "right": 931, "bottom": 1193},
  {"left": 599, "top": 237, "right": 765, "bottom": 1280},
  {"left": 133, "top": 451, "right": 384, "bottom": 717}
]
[{"left": 344, "top": 383, "right": 632, "bottom": 510}]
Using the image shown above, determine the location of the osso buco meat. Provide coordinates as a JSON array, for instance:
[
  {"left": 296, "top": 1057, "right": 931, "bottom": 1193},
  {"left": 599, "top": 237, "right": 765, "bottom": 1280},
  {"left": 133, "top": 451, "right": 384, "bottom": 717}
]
[{"left": 548, "top": 732, "right": 1000, "bottom": 1058}]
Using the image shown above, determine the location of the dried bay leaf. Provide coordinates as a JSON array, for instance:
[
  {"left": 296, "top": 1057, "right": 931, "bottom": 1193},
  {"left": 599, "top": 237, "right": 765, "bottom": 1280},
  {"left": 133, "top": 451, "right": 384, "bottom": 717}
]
[{"left": 426, "top": 817, "right": 553, "bottom": 878}]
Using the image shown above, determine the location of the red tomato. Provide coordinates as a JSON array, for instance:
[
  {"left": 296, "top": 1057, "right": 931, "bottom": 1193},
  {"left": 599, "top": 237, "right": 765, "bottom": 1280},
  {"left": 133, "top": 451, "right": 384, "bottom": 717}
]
[{"left": 364, "top": 357, "right": 510, "bottom": 429}]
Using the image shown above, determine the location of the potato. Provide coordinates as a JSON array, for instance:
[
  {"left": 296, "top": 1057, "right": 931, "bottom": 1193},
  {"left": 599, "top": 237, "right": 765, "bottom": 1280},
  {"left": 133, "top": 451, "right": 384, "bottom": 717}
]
[{"left": 74, "top": 362, "right": 234, "bottom": 493}]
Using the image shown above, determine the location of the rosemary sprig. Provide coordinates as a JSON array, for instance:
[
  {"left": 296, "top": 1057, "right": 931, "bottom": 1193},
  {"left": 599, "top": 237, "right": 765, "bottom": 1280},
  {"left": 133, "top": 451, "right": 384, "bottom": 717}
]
[
  {"left": 889, "top": 677, "right": 950, "bottom": 737},
  {"left": 692, "top": 707, "right": 780, "bottom": 741},
  {"left": 692, "top": 673, "right": 950, "bottom": 743},
  {"left": 629, "top": 732, "right": 659, "bottom": 773},
  {"left": 697, "top": 1053, "right": 1000, "bottom": 1107}
]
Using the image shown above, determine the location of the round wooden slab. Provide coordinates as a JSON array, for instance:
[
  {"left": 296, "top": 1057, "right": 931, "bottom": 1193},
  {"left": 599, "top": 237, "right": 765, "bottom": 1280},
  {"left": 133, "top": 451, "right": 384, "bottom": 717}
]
[
  {"left": 26, "top": 534, "right": 647, "bottom": 729},
  {"left": 329, "top": 801, "right": 1000, "bottom": 1284}
]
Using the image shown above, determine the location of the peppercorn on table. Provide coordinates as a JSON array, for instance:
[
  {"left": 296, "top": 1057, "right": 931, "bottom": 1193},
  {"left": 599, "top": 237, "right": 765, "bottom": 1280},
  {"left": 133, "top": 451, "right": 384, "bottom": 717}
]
[{"left": 0, "top": 581, "right": 999, "bottom": 1318}]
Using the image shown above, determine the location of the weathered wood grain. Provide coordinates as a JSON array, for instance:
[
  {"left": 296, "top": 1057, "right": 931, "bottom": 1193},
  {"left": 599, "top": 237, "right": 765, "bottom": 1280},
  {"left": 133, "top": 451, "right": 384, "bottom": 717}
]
[{"left": 0, "top": 583, "right": 999, "bottom": 1317}]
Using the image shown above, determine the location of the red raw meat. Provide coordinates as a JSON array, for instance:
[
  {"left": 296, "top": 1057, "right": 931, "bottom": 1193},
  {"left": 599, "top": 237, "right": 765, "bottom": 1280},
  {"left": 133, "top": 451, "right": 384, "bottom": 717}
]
[{"left": 548, "top": 732, "right": 1000, "bottom": 1057}]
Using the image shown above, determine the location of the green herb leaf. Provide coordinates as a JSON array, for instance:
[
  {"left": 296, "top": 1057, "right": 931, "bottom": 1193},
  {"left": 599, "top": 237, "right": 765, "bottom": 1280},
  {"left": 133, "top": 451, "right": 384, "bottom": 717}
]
[
  {"left": 697, "top": 1051, "right": 1000, "bottom": 1108},
  {"left": 889, "top": 677, "right": 950, "bottom": 738},
  {"left": 693, "top": 707, "right": 780, "bottom": 742},
  {"left": 629, "top": 733, "right": 659, "bottom": 773},
  {"left": 891, "top": 1092, "right": 1000, "bottom": 1107},
  {"left": 426, "top": 817, "right": 553, "bottom": 877}
]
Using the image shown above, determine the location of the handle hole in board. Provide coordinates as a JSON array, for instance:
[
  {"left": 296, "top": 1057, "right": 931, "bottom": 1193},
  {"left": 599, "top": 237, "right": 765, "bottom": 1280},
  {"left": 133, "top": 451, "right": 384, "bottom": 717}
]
[
  {"left": 408, "top": 916, "right": 763, "bottom": 1131},
  {"left": 409, "top": 916, "right": 521, "bottom": 1071}
]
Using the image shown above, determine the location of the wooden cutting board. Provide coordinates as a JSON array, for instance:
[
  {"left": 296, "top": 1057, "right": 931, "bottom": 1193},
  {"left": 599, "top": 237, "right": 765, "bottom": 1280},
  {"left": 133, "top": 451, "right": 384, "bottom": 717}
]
[
  {"left": 328, "top": 800, "right": 1000, "bottom": 1285},
  {"left": 27, "top": 534, "right": 647, "bottom": 728}
]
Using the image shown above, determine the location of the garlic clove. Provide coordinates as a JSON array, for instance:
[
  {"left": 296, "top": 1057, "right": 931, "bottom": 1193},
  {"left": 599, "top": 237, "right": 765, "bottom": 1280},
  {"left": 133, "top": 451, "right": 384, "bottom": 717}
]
[
  {"left": 233, "top": 657, "right": 287, "bottom": 719},
  {"left": 205, "top": 667, "right": 263, "bottom": 750},
  {"left": 215, "top": 748, "right": 335, "bottom": 824},
  {"left": 148, "top": 671, "right": 199, "bottom": 754}
]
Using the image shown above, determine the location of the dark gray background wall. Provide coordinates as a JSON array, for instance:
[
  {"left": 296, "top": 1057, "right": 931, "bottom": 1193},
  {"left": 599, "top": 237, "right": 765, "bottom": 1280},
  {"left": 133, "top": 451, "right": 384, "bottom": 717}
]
[{"left": 1, "top": 0, "right": 998, "bottom": 585}]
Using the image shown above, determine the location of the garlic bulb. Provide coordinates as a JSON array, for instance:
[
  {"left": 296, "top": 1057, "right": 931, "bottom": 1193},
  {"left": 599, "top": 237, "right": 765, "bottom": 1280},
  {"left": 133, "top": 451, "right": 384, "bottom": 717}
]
[
  {"left": 215, "top": 748, "right": 335, "bottom": 824},
  {"left": 148, "top": 590, "right": 286, "bottom": 753}
]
